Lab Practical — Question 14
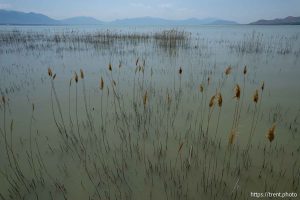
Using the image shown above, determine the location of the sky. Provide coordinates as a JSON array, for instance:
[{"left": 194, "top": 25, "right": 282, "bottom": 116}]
[{"left": 0, "top": 0, "right": 300, "bottom": 23}]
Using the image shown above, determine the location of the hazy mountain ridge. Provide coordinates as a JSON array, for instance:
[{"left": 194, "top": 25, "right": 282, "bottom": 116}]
[
  {"left": 60, "top": 17, "right": 103, "bottom": 25},
  {"left": 0, "top": 9, "right": 59, "bottom": 25},
  {"left": 111, "top": 17, "right": 238, "bottom": 25},
  {"left": 0, "top": 9, "right": 237, "bottom": 25},
  {"left": 250, "top": 16, "right": 300, "bottom": 25}
]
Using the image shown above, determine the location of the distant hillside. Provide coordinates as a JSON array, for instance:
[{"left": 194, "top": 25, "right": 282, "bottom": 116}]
[
  {"left": 61, "top": 17, "right": 103, "bottom": 25},
  {"left": 0, "top": 10, "right": 103, "bottom": 25},
  {"left": 250, "top": 16, "right": 300, "bottom": 25},
  {"left": 111, "top": 17, "right": 238, "bottom": 25},
  {"left": 0, "top": 9, "right": 59, "bottom": 25}
]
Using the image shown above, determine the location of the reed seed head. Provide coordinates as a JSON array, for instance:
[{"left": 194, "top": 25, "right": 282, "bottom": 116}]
[
  {"left": 261, "top": 81, "right": 265, "bottom": 91},
  {"left": 48, "top": 67, "right": 53, "bottom": 77},
  {"left": 100, "top": 77, "right": 104, "bottom": 90},
  {"left": 199, "top": 84, "right": 204, "bottom": 93},
  {"left": 225, "top": 66, "right": 232, "bottom": 75},
  {"left": 74, "top": 72, "right": 78, "bottom": 83},
  {"left": 53, "top": 74, "right": 56, "bottom": 80},
  {"left": 228, "top": 129, "right": 236, "bottom": 145},
  {"left": 109, "top": 63, "right": 112, "bottom": 71},
  {"left": 2, "top": 96, "right": 5, "bottom": 104},
  {"left": 234, "top": 84, "right": 241, "bottom": 100},
  {"left": 136, "top": 58, "right": 139, "bottom": 66},
  {"left": 217, "top": 93, "right": 223, "bottom": 107},
  {"left": 179, "top": 67, "right": 182, "bottom": 75},
  {"left": 80, "top": 69, "right": 84, "bottom": 79},
  {"left": 209, "top": 95, "right": 216, "bottom": 108},
  {"left": 143, "top": 91, "right": 148, "bottom": 107},
  {"left": 208, "top": 77, "right": 210, "bottom": 85},
  {"left": 267, "top": 124, "right": 276, "bottom": 142},
  {"left": 243, "top": 65, "right": 247, "bottom": 75},
  {"left": 253, "top": 89, "right": 259, "bottom": 104}
]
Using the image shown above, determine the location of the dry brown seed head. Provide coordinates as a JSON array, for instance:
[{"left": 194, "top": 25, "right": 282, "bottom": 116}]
[
  {"left": 225, "top": 66, "right": 232, "bottom": 75},
  {"left": 100, "top": 77, "right": 104, "bottom": 90},
  {"left": 179, "top": 67, "right": 182, "bottom": 75},
  {"left": 261, "top": 81, "right": 265, "bottom": 91},
  {"left": 234, "top": 84, "right": 241, "bottom": 100},
  {"left": 218, "top": 93, "right": 223, "bottom": 107},
  {"left": 48, "top": 67, "right": 53, "bottom": 77},
  {"left": 74, "top": 72, "right": 78, "bottom": 83},
  {"left": 228, "top": 129, "right": 236, "bottom": 145},
  {"left": 143, "top": 91, "right": 148, "bottom": 107},
  {"left": 199, "top": 84, "right": 204, "bottom": 93},
  {"left": 209, "top": 95, "right": 216, "bottom": 108},
  {"left": 243, "top": 65, "right": 247, "bottom": 75},
  {"left": 267, "top": 124, "right": 276, "bottom": 142},
  {"left": 80, "top": 69, "right": 84, "bottom": 79},
  {"left": 253, "top": 89, "right": 259, "bottom": 104},
  {"left": 108, "top": 63, "right": 112, "bottom": 71}
]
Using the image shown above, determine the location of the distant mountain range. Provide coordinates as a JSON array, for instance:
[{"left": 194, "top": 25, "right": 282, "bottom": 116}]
[
  {"left": 250, "top": 16, "right": 300, "bottom": 25},
  {"left": 111, "top": 17, "right": 237, "bottom": 25},
  {"left": 2, "top": 9, "right": 299, "bottom": 26},
  {"left": 0, "top": 9, "right": 237, "bottom": 25}
]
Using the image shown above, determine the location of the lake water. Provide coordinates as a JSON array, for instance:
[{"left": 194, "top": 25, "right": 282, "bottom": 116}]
[{"left": 0, "top": 25, "right": 300, "bottom": 199}]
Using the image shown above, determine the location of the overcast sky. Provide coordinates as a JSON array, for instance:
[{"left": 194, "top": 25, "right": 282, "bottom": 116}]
[{"left": 0, "top": 0, "right": 299, "bottom": 23}]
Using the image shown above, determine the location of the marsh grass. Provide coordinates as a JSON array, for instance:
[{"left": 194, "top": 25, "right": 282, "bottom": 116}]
[{"left": 0, "top": 27, "right": 299, "bottom": 200}]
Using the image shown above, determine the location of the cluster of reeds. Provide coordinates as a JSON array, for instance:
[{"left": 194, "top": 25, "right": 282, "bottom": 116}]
[{"left": 1, "top": 53, "right": 299, "bottom": 200}]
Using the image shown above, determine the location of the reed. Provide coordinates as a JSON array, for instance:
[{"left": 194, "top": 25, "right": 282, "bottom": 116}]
[
  {"left": 99, "top": 77, "right": 104, "bottom": 130},
  {"left": 68, "top": 78, "right": 73, "bottom": 131},
  {"left": 74, "top": 72, "right": 80, "bottom": 142},
  {"left": 80, "top": 69, "right": 93, "bottom": 132},
  {"left": 231, "top": 84, "right": 241, "bottom": 134},
  {"left": 225, "top": 66, "right": 232, "bottom": 75},
  {"left": 175, "top": 142, "right": 184, "bottom": 168},
  {"left": 2, "top": 96, "right": 13, "bottom": 168},
  {"left": 28, "top": 103, "right": 37, "bottom": 179},
  {"left": 237, "top": 65, "right": 247, "bottom": 127},
  {"left": 253, "top": 81, "right": 265, "bottom": 134},
  {"left": 214, "top": 92, "right": 223, "bottom": 139},
  {"left": 267, "top": 124, "right": 276, "bottom": 143},
  {"left": 48, "top": 68, "right": 67, "bottom": 137},
  {"left": 179, "top": 67, "right": 182, "bottom": 89},
  {"left": 143, "top": 91, "right": 148, "bottom": 109},
  {"left": 247, "top": 89, "right": 259, "bottom": 150}
]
